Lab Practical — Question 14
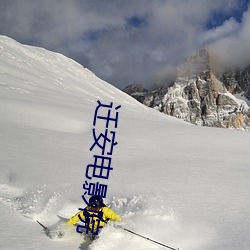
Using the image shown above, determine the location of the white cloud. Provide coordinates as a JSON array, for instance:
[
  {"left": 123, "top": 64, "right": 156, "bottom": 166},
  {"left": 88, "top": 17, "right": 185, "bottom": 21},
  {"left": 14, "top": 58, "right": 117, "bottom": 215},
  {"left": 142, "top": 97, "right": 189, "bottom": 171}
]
[
  {"left": 200, "top": 18, "right": 240, "bottom": 45},
  {"left": 0, "top": 0, "right": 249, "bottom": 88},
  {"left": 209, "top": 5, "right": 250, "bottom": 68}
]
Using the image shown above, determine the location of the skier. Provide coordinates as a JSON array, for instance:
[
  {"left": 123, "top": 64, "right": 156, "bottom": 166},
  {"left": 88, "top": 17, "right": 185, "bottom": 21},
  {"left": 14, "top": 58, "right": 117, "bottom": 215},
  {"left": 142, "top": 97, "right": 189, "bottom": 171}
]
[{"left": 66, "top": 195, "right": 122, "bottom": 237}]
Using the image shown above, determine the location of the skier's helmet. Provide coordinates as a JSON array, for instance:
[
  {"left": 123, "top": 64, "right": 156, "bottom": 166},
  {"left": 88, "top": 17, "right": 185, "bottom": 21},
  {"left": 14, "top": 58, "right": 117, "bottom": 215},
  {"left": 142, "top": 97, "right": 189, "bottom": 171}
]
[{"left": 89, "top": 195, "right": 104, "bottom": 208}]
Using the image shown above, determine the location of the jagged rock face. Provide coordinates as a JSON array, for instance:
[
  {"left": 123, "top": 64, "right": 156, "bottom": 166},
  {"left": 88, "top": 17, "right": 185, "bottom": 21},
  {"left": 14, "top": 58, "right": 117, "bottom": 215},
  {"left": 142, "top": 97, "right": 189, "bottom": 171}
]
[
  {"left": 162, "top": 74, "right": 249, "bottom": 128},
  {"left": 123, "top": 49, "right": 250, "bottom": 130},
  {"left": 217, "top": 66, "right": 250, "bottom": 99},
  {"left": 123, "top": 84, "right": 147, "bottom": 103},
  {"left": 162, "top": 50, "right": 250, "bottom": 129},
  {"left": 123, "top": 83, "right": 146, "bottom": 95},
  {"left": 161, "top": 49, "right": 250, "bottom": 128}
]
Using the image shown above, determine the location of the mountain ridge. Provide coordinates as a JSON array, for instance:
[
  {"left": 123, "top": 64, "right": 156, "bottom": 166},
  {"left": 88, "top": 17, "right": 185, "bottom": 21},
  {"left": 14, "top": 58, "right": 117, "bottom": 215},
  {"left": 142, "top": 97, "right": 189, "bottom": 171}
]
[{"left": 123, "top": 49, "right": 250, "bottom": 130}]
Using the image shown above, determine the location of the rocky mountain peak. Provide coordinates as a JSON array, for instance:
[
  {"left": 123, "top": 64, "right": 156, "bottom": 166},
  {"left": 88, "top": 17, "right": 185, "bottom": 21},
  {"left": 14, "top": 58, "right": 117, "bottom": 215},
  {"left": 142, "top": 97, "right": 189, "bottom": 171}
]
[
  {"left": 123, "top": 49, "right": 250, "bottom": 130},
  {"left": 177, "top": 49, "right": 210, "bottom": 78}
]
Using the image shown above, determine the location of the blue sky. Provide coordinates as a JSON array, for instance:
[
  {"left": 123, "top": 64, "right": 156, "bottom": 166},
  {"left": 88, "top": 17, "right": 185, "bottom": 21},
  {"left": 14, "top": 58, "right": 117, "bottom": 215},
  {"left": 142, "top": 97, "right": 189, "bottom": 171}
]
[
  {"left": 0, "top": 0, "right": 249, "bottom": 89},
  {"left": 205, "top": 0, "right": 249, "bottom": 28}
]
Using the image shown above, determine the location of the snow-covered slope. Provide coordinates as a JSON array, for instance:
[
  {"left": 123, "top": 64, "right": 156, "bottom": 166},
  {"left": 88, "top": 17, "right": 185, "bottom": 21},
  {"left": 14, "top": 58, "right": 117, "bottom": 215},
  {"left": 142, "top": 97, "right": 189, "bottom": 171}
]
[{"left": 0, "top": 36, "right": 250, "bottom": 250}]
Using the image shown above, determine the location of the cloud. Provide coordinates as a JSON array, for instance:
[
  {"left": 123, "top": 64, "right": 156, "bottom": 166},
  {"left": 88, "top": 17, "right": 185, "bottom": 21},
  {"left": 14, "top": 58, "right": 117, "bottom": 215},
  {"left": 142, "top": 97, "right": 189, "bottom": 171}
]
[
  {"left": 200, "top": 18, "right": 240, "bottom": 45},
  {"left": 0, "top": 0, "right": 249, "bottom": 89},
  {"left": 209, "top": 4, "right": 250, "bottom": 69}
]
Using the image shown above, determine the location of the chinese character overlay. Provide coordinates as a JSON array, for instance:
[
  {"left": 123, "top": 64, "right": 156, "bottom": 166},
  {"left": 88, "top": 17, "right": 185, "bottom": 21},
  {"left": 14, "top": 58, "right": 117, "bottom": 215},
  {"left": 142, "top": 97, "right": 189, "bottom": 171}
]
[{"left": 78, "top": 100, "right": 121, "bottom": 236}]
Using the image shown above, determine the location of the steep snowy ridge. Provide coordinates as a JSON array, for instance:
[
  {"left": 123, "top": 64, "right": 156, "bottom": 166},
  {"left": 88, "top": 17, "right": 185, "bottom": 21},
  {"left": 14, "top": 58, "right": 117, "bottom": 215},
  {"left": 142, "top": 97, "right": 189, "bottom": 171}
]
[
  {"left": 0, "top": 36, "right": 250, "bottom": 250},
  {"left": 0, "top": 35, "right": 145, "bottom": 108}
]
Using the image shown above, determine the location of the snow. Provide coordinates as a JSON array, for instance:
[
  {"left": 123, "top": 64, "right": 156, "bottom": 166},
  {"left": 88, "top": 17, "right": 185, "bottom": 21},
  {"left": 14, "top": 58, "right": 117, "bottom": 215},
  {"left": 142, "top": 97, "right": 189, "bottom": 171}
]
[
  {"left": 0, "top": 35, "right": 250, "bottom": 250},
  {"left": 234, "top": 93, "right": 250, "bottom": 107}
]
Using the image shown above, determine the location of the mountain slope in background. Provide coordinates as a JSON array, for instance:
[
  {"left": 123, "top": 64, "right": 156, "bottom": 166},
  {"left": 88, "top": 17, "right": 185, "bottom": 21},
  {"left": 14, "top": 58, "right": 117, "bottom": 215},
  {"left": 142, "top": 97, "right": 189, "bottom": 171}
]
[
  {"left": 124, "top": 49, "right": 250, "bottom": 130},
  {"left": 0, "top": 36, "right": 250, "bottom": 250}
]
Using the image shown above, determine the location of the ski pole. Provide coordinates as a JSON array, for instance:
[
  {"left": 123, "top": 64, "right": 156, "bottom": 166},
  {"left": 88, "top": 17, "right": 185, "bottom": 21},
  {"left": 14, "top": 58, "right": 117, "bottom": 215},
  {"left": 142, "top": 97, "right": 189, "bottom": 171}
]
[
  {"left": 37, "top": 220, "right": 48, "bottom": 231},
  {"left": 122, "top": 227, "right": 180, "bottom": 250}
]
